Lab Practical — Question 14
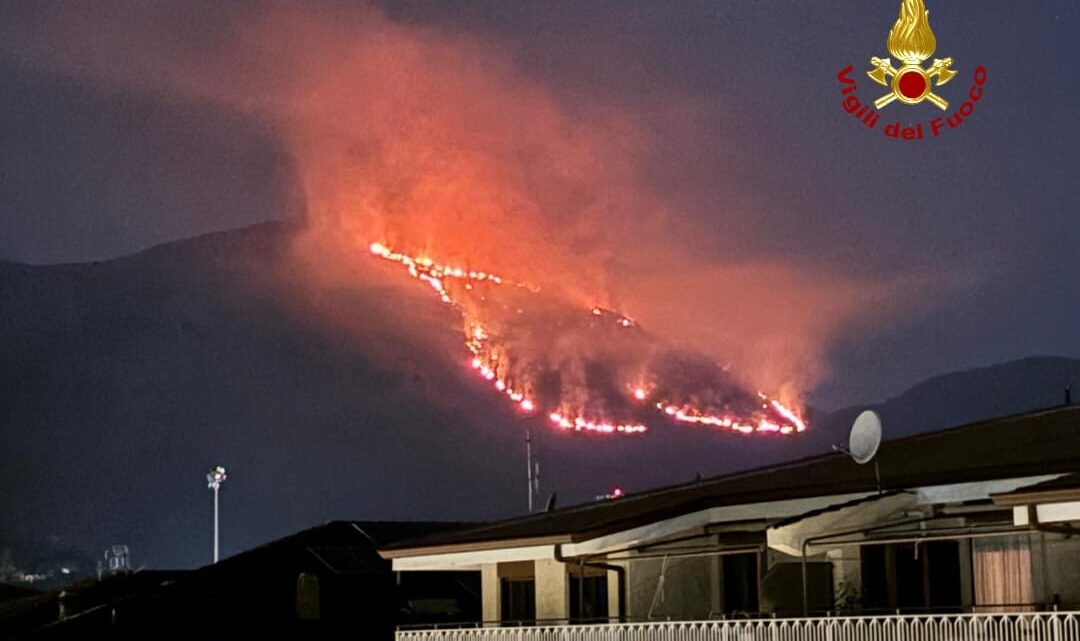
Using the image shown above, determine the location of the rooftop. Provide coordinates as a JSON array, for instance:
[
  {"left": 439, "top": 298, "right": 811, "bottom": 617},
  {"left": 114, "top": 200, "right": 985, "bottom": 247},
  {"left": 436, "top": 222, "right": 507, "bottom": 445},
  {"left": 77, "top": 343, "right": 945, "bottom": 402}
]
[{"left": 383, "top": 404, "right": 1080, "bottom": 556}]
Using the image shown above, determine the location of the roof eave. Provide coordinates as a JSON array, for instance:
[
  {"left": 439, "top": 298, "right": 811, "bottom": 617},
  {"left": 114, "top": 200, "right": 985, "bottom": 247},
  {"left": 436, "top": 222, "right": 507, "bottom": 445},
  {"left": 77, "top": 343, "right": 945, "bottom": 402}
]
[
  {"left": 378, "top": 533, "right": 576, "bottom": 560},
  {"left": 992, "top": 486, "right": 1080, "bottom": 507}
]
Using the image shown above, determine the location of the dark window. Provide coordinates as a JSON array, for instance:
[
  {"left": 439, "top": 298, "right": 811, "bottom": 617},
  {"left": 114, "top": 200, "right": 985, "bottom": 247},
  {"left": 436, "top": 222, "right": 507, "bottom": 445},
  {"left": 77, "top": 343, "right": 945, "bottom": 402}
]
[
  {"left": 926, "top": 542, "right": 962, "bottom": 611},
  {"left": 500, "top": 578, "right": 535, "bottom": 624},
  {"left": 894, "top": 543, "right": 925, "bottom": 609},
  {"left": 569, "top": 574, "right": 609, "bottom": 623},
  {"left": 862, "top": 541, "right": 962, "bottom": 613},
  {"left": 861, "top": 544, "right": 889, "bottom": 610},
  {"left": 722, "top": 553, "right": 759, "bottom": 613}
]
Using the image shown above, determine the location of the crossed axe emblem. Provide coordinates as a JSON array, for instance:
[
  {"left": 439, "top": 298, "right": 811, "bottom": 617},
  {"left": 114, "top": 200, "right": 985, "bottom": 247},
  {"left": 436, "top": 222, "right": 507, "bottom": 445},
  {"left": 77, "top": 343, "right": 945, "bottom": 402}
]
[{"left": 868, "top": 57, "right": 957, "bottom": 110}]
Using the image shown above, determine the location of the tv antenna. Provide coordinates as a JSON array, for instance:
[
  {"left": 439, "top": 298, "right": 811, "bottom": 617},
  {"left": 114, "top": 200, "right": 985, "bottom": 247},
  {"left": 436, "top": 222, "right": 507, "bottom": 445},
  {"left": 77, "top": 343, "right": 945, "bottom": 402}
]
[
  {"left": 834, "top": 410, "right": 883, "bottom": 492},
  {"left": 526, "top": 429, "right": 539, "bottom": 512}
]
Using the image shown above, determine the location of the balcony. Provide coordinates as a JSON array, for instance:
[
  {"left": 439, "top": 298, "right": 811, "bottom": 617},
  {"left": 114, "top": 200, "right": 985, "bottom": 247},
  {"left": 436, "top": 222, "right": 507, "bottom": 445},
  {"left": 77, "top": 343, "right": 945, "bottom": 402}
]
[{"left": 397, "top": 611, "right": 1080, "bottom": 641}]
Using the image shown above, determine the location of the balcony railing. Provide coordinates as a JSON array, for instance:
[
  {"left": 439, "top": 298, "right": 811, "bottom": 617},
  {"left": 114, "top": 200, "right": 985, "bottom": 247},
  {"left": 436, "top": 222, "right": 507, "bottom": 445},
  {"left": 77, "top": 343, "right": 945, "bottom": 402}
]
[{"left": 397, "top": 611, "right": 1080, "bottom": 641}]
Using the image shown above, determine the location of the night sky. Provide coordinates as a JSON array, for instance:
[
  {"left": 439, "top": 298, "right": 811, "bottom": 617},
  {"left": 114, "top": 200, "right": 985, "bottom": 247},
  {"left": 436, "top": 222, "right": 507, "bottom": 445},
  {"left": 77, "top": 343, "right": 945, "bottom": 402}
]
[{"left": 1, "top": 1, "right": 1079, "bottom": 567}]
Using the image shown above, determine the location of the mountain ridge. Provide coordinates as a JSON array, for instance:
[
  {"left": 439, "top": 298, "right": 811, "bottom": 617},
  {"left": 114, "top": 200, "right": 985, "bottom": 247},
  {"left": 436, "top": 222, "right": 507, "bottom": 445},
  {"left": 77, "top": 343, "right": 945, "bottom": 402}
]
[
  {"left": 2, "top": 222, "right": 1077, "bottom": 568},
  {"left": 814, "top": 355, "right": 1080, "bottom": 448}
]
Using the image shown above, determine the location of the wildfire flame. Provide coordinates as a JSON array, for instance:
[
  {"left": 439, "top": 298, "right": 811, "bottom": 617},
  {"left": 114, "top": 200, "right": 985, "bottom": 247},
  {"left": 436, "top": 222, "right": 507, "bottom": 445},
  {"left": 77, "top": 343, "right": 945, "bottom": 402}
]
[
  {"left": 369, "top": 241, "right": 807, "bottom": 437},
  {"left": 887, "top": 0, "right": 937, "bottom": 65}
]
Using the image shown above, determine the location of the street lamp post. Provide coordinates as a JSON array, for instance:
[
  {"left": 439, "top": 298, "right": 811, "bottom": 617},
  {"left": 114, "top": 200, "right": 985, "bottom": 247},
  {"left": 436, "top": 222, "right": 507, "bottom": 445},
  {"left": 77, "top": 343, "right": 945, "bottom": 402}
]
[{"left": 206, "top": 466, "right": 227, "bottom": 563}]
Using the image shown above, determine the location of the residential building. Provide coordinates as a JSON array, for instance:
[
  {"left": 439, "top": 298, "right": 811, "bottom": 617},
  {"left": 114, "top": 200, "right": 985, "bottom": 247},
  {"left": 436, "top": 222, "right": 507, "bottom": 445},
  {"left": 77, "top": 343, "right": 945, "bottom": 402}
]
[
  {"left": 0, "top": 521, "right": 479, "bottom": 640},
  {"left": 381, "top": 405, "right": 1080, "bottom": 640}
]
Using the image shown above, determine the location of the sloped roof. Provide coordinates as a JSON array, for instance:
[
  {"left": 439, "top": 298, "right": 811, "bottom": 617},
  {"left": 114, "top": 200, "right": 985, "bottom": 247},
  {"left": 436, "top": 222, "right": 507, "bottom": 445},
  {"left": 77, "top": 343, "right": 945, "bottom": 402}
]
[
  {"left": 2, "top": 521, "right": 474, "bottom": 634},
  {"left": 203, "top": 520, "right": 473, "bottom": 573},
  {"left": 767, "top": 490, "right": 906, "bottom": 530},
  {"left": 382, "top": 405, "right": 1080, "bottom": 556},
  {"left": 992, "top": 473, "right": 1080, "bottom": 506}
]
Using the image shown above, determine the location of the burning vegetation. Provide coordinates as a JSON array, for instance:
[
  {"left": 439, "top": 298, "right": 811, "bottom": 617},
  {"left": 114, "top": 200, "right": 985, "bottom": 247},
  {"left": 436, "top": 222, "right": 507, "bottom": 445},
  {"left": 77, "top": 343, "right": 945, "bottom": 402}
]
[
  {"left": 370, "top": 242, "right": 807, "bottom": 436},
  {"left": 7, "top": 3, "right": 910, "bottom": 441}
]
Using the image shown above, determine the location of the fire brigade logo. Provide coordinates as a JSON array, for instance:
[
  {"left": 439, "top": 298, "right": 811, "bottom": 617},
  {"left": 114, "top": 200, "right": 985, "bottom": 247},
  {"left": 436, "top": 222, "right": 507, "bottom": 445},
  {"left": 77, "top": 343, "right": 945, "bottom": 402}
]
[
  {"left": 836, "top": 0, "right": 986, "bottom": 139},
  {"left": 867, "top": 0, "right": 957, "bottom": 111}
]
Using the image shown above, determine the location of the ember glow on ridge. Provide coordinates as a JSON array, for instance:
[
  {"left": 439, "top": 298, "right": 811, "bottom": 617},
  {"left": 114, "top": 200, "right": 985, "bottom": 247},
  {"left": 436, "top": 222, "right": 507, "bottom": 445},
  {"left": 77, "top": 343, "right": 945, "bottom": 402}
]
[{"left": 369, "top": 242, "right": 807, "bottom": 436}]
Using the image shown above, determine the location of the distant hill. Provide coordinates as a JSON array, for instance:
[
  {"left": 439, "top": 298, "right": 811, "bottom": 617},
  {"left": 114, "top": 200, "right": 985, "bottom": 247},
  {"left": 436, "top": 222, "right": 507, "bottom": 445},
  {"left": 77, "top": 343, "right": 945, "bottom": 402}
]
[
  {"left": 1, "top": 222, "right": 1077, "bottom": 569},
  {"left": 811, "top": 356, "right": 1080, "bottom": 451}
]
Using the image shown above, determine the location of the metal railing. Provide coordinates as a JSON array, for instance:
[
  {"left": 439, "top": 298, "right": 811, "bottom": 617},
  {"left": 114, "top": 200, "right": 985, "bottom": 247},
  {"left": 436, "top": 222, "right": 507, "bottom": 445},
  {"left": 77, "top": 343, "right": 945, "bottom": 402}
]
[{"left": 397, "top": 611, "right": 1080, "bottom": 641}]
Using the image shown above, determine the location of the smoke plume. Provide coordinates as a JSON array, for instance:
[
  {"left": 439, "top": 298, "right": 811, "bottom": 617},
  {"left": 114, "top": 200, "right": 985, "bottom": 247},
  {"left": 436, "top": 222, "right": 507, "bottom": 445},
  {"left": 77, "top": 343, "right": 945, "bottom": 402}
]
[{"left": 1, "top": 1, "right": 905, "bottom": 430}]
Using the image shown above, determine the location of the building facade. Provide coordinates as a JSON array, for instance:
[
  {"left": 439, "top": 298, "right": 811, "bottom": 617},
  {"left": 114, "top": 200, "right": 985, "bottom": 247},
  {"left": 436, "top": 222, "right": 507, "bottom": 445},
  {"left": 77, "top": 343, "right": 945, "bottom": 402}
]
[{"left": 382, "top": 406, "right": 1080, "bottom": 640}]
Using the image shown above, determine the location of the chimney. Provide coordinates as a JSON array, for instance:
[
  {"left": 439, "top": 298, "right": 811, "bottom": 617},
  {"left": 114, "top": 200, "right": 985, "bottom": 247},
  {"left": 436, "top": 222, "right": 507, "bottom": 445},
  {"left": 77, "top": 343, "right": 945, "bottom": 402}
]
[{"left": 1066, "top": 386, "right": 1072, "bottom": 406}]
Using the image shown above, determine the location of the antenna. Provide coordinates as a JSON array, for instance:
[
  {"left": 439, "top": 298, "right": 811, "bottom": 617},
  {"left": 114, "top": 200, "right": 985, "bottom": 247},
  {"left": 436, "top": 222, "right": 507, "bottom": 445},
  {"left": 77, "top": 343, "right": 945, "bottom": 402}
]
[
  {"left": 848, "top": 410, "right": 883, "bottom": 464},
  {"left": 526, "top": 429, "right": 535, "bottom": 513}
]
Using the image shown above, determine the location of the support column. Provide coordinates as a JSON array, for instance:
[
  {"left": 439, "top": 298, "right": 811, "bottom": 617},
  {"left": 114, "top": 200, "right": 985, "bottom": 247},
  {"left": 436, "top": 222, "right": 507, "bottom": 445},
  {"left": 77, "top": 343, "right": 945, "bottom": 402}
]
[
  {"left": 608, "top": 567, "right": 622, "bottom": 622},
  {"left": 828, "top": 547, "right": 862, "bottom": 612},
  {"left": 481, "top": 563, "right": 500, "bottom": 626},
  {"left": 709, "top": 538, "right": 723, "bottom": 616},
  {"left": 958, "top": 539, "right": 974, "bottom": 608},
  {"left": 535, "top": 558, "right": 569, "bottom": 622}
]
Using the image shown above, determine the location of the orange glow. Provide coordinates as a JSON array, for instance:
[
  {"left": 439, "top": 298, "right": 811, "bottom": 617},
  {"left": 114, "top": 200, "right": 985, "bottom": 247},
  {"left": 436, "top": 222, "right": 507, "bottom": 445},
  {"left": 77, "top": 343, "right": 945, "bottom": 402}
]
[
  {"left": 770, "top": 399, "right": 808, "bottom": 433},
  {"left": 548, "top": 412, "right": 648, "bottom": 434},
  {"left": 24, "top": 1, "right": 915, "bottom": 447},
  {"left": 370, "top": 241, "right": 808, "bottom": 437}
]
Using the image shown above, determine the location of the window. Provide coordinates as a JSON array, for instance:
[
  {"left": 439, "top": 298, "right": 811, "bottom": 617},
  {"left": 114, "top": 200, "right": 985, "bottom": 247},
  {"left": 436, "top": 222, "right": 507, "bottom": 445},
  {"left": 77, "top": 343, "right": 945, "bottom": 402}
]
[
  {"left": 500, "top": 578, "right": 535, "bottom": 624},
  {"left": 569, "top": 573, "right": 609, "bottom": 623},
  {"left": 861, "top": 541, "right": 961, "bottom": 612},
  {"left": 973, "top": 536, "right": 1033, "bottom": 611},
  {"left": 722, "top": 553, "right": 759, "bottom": 614}
]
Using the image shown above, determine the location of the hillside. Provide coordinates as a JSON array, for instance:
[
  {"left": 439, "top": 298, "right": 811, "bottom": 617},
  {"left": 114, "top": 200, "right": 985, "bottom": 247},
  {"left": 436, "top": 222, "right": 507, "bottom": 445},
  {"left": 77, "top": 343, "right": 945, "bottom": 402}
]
[{"left": 1, "top": 223, "right": 1077, "bottom": 569}]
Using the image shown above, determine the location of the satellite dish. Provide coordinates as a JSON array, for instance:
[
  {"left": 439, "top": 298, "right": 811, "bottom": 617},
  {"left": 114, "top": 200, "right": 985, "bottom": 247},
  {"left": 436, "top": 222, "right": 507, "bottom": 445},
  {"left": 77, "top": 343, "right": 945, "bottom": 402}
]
[{"left": 848, "top": 410, "right": 883, "bottom": 465}]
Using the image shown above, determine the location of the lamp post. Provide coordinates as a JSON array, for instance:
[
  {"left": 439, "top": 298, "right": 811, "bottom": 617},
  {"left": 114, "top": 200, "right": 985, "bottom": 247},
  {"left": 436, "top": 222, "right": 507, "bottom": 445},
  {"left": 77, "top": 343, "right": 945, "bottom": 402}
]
[{"left": 206, "top": 466, "right": 227, "bottom": 563}]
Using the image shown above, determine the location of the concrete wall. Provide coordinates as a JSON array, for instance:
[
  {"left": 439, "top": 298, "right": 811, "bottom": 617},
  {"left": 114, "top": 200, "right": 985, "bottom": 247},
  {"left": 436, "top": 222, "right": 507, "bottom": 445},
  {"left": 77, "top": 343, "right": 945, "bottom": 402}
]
[
  {"left": 481, "top": 564, "right": 500, "bottom": 625},
  {"left": 709, "top": 554, "right": 722, "bottom": 615},
  {"left": 827, "top": 547, "right": 861, "bottom": 611},
  {"left": 534, "top": 559, "right": 568, "bottom": 621},
  {"left": 608, "top": 568, "right": 622, "bottom": 622}
]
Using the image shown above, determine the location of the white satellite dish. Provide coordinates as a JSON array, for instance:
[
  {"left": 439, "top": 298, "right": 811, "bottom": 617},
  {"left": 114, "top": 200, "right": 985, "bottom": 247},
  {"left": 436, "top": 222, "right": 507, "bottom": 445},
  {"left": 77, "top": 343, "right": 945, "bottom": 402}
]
[{"left": 848, "top": 410, "right": 883, "bottom": 465}]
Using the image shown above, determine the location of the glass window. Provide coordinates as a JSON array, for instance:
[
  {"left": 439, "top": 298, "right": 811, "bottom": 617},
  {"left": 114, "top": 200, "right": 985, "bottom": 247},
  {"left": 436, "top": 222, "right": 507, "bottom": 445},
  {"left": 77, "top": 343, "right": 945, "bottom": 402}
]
[
  {"left": 973, "top": 536, "right": 1033, "bottom": 611},
  {"left": 570, "top": 574, "right": 609, "bottom": 623},
  {"left": 500, "top": 577, "right": 536, "bottom": 624}
]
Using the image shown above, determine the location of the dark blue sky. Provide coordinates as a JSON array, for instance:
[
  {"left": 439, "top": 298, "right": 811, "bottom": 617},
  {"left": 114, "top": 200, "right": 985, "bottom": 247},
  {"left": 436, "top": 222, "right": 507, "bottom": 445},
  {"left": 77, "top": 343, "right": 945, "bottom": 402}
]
[{"left": 2, "top": 0, "right": 1078, "bottom": 410}]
